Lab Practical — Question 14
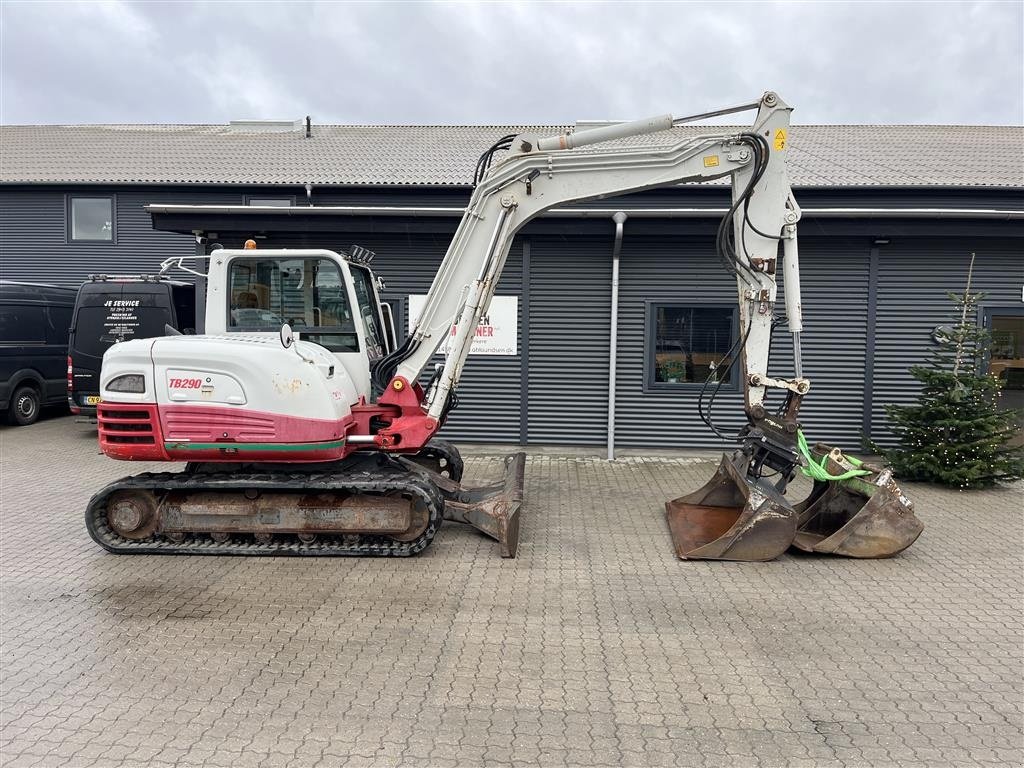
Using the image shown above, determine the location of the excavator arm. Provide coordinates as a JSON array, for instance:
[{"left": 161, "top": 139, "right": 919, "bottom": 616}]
[
  {"left": 372, "top": 91, "right": 921, "bottom": 562},
  {"left": 374, "top": 91, "right": 806, "bottom": 454}
]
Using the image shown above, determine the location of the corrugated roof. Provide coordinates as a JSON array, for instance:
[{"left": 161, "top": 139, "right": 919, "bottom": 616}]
[{"left": 1, "top": 123, "right": 1021, "bottom": 188}]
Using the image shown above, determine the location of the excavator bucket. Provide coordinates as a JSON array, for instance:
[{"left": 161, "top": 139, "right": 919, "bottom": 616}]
[
  {"left": 791, "top": 444, "right": 923, "bottom": 558},
  {"left": 665, "top": 454, "right": 798, "bottom": 561}
]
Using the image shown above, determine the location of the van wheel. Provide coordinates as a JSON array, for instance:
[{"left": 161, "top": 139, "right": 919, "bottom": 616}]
[{"left": 8, "top": 385, "right": 40, "bottom": 426}]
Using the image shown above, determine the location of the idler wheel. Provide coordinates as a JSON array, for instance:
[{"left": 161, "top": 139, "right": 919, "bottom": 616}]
[
  {"left": 388, "top": 492, "right": 431, "bottom": 543},
  {"left": 106, "top": 491, "right": 159, "bottom": 540}
]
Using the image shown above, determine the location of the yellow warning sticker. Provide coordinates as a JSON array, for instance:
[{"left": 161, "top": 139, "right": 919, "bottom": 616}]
[
  {"left": 774, "top": 129, "right": 787, "bottom": 151},
  {"left": 703, "top": 155, "right": 720, "bottom": 168}
]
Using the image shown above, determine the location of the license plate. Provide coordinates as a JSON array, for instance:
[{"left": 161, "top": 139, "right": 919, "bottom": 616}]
[{"left": 85, "top": 396, "right": 101, "bottom": 405}]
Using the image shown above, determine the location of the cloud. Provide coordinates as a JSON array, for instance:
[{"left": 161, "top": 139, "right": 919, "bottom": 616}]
[{"left": 1, "top": 0, "right": 1021, "bottom": 125}]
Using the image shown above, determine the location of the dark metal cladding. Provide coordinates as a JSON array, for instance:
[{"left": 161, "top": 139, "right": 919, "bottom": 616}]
[
  {"left": 665, "top": 453, "right": 798, "bottom": 561},
  {"left": 791, "top": 444, "right": 924, "bottom": 558}
]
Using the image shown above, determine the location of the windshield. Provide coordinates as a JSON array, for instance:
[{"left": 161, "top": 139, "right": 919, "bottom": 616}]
[{"left": 227, "top": 257, "right": 358, "bottom": 353}]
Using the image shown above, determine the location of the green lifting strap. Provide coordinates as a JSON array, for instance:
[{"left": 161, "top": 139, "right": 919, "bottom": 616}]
[{"left": 797, "top": 430, "right": 872, "bottom": 482}]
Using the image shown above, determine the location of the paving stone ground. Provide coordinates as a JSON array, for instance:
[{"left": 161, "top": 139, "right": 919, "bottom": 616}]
[{"left": 1, "top": 414, "right": 1022, "bottom": 768}]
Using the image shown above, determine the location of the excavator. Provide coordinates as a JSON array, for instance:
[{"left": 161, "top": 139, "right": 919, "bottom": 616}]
[{"left": 87, "top": 91, "right": 923, "bottom": 561}]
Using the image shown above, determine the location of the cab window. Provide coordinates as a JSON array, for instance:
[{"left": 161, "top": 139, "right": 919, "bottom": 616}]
[
  {"left": 227, "top": 257, "right": 359, "bottom": 353},
  {"left": 349, "top": 265, "right": 386, "bottom": 360}
]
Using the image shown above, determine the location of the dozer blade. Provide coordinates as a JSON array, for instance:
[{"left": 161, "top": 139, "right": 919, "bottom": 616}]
[
  {"left": 404, "top": 452, "right": 526, "bottom": 558},
  {"left": 791, "top": 444, "right": 923, "bottom": 558},
  {"left": 665, "top": 454, "right": 798, "bottom": 561}
]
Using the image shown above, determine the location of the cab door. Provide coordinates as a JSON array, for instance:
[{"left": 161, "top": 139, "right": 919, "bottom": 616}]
[{"left": 348, "top": 264, "right": 392, "bottom": 359}]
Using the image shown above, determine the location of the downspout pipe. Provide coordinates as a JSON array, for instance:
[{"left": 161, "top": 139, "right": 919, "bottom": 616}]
[{"left": 608, "top": 211, "right": 627, "bottom": 461}]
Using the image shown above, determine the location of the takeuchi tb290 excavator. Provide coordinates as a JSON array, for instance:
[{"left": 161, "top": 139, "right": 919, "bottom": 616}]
[{"left": 88, "top": 92, "right": 923, "bottom": 561}]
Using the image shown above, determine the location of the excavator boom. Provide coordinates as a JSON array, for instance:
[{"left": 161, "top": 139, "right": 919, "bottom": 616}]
[{"left": 375, "top": 93, "right": 807, "bottom": 452}]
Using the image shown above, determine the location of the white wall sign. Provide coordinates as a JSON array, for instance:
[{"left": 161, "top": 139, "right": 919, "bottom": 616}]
[{"left": 408, "top": 295, "right": 518, "bottom": 356}]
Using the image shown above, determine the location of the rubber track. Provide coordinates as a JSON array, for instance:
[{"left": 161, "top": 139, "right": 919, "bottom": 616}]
[{"left": 85, "top": 465, "right": 444, "bottom": 557}]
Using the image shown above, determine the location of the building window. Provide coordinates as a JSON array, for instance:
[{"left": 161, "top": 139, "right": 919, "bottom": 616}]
[
  {"left": 246, "top": 197, "right": 294, "bottom": 207},
  {"left": 69, "top": 197, "right": 114, "bottom": 241},
  {"left": 646, "top": 304, "right": 737, "bottom": 390},
  {"left": 984, "top": 307, "right": 1024, "bottom": 405}
]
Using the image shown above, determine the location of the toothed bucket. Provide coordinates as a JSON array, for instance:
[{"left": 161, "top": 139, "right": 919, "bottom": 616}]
[
  {"left": 791, "top": 444, "right": 923, "bottom": 558},
  {"left": 666, "top": 454, "right": 798, "bottom": 561}
]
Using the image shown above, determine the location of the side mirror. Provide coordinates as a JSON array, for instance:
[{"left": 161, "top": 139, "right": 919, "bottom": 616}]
[{"left": 279, "top": 323, "right": 294, "bottom": 349}]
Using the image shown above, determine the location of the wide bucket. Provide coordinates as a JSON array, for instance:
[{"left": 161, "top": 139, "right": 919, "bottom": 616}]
[
  {"left": 665, "top": 454, "right": 798, "bottom": 561},
  {"left": 791, "top": 445, "right": 923, "bottom": 558}
]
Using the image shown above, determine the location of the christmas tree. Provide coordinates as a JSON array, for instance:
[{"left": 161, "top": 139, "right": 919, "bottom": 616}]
[{"left": 874, "top": 253, "right": 1024, "bottom": 488}]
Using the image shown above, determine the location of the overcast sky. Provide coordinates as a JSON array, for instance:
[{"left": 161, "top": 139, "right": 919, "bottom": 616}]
[{"left": 1, "top": 1, "right": 1021, "bottom": 126}]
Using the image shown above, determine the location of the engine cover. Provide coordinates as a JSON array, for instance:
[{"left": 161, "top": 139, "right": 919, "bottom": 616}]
[{"left": 98, "top": 334, "right": 360, "bottom": 462}]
